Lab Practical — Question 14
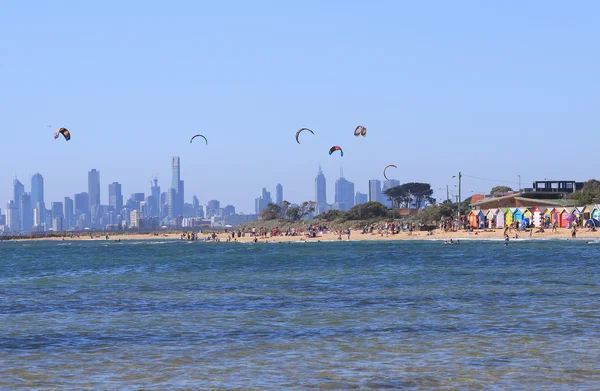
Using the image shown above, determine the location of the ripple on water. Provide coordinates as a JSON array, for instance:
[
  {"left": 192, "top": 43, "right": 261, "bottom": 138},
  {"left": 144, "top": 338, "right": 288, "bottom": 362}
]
[{"left": 1, "top": 240, "right": 600, "bottom": 389}]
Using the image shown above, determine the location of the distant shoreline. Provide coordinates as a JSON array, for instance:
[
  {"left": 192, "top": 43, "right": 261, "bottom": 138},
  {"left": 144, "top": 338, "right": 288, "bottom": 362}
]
[{"left": 2, "top": 228, "right": 598, "bottom": 243}]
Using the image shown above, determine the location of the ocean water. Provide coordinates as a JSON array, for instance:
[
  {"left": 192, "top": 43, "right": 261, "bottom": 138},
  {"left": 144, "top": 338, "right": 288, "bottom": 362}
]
[{"left": 0, "top": 239, "right": 599, "bottom": 390}]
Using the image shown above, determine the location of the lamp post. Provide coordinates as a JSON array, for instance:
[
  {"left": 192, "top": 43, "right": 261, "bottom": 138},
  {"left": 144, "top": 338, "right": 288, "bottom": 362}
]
[{"left": 452, "top": 172, "right": 462, "bottom": 224}]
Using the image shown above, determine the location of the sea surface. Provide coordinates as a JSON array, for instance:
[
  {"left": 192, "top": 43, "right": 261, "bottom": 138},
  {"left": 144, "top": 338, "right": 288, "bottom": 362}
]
[{"left": 0, "top": 239, "right": 599, "bottom": 390}]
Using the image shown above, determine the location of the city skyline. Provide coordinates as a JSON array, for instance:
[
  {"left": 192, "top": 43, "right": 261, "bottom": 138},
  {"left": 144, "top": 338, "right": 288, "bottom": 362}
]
[
  {"left": 2, "top": 3, "right": 597, "bottom": 213},
  {"left": 2, "top": 157, "right": 400, "bottom": 232}
]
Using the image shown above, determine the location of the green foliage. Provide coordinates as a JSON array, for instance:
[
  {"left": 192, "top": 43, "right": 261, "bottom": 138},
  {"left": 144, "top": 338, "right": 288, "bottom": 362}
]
[
  {"left": 490, "top": 186, "right": 513, "bottom": 195},
  {"left": 568, "top": 179, "right": 600, "bottom": 205},
  {"left": 286, "top": 201, "right": 316, "bottom": 221},
  {"left": 346, "top": 202, "right": 389, "bottom": 220},
  {"left": 259, "top": 203, "right": 282, "bottom": 220},
  {"left": 383, "top": 182, "right": 435, "bottom": 208},
  {"left": 383, "top": 186, "right": 410, "bottom": 208},
  {"left": 317, "top": 209, "right": 345, "bottom": 222}
]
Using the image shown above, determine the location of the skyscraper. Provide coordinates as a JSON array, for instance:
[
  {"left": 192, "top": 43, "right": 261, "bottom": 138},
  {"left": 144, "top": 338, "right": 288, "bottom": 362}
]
[
  {"left": 355, "top": 192, "right": 368, "bottom": 205},
  {"left": 13, "top": 178, "right": 24, "bottom": 228},
  {"left": 368, "top": 180, "right": 383, "bottom": 204},
  {"left": 31, "top": 173, "right": 44, "bottom": 207},
  {"left": 315, "top": 166, "right": 327, "bottom": 215},
  {"left": 276, "top": 183, "right": 283, "bottom": 206},
  {"left": 151, "top": 178, "right": 160, "bottom": 218},
  {"left": 88, "top": 169, "right": 101, "bottom": 210},
  {"left": 51, "top": 202, "right": 64, "bottom": 219},
  {"left": 334, "top": 174, "right": 355, "bottom": 212},
  {"left": 64, "top": 197, "right": 73, "bottom": 230},
  {"left": 109, "top": 182, "right": 123, "bottom": 212},
  {"left": 74, "top": 192, "right": 90, "bottom": 214},
  {"left": 20, "top": 193, "right": 33, "bottom": 232},
  {"left": 255, "top": 188, "right": 272, "bottom": 214},
  {"left": 6, "top": 201, "right": 18, "bottom": 232},
  {"left": 34, "top": 201, "right": 46, "bottom": 230},
  {"left": 170, "top": 157, "right": 182, "bottom": 218},
  {"left": 167, "top": 188, "right": 177, "bottom": 219}
]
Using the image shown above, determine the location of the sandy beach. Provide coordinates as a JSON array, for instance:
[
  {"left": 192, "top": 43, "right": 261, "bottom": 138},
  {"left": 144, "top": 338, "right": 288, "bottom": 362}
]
[{"left": 7, "top": 227, "right": 600, "bottom": 243}]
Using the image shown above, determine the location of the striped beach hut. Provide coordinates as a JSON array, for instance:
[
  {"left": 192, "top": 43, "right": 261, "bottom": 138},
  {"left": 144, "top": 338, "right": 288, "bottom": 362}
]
[
  {"left": 523, "top": 208, "right": 533, "bottom": 222},
  {"left": 532, "top": 206, "right": 543, "bottom": 228},
  {"left": 468, "top": 210, "right": 478, "bottom": 228},
  {"left": 504, "top": 208, "right": 514, "bottom": 227},
  {"left": 513, "top": 208, "right": 524, "bottom": 226},
  {"left": 573, "top": 206, "right": 586, "bottom": 226},
  {"left": 495, "top": 208, "right": 505, "bottom": 229},
  {"left": 477, "top": 210, "right": 486, "bottom": 228},
  {"left": 560, "top": 207, "right": 575, "bottom": 228},
  {"left": 592, "top": 205, "right": 600, "bottom": 221},
  {"left": 486, "top": 209, "right": 496, "bottom": 228},
  {"left": 543, "top": 207, "right": 554, "bottom": 227}
]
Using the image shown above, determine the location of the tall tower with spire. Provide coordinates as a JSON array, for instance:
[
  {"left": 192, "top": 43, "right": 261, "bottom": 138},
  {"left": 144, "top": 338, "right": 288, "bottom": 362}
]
[{"left": 315, "top": 165, "right": 327, "bottom": 214}]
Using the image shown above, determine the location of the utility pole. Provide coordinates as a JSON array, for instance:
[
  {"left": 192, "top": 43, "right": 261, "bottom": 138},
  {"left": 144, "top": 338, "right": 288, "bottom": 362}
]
[
  {"left": 518, "top": 175, "right": 521, "bottom": 192},
  {"left": 446, "top": 185, "right": 449, "bottom": 202},
  {"left": 452, "top": 172, "right": 462, "bottom": 224}
]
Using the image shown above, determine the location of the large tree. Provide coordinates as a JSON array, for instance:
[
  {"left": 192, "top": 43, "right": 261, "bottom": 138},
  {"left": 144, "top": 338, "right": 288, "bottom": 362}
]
[
  {"left": 404, "top": 182, "right": 435, "bottom": 208},
  {"left": 383, "top": 186, "right": 411, "bottom": 208},
  {"left": 286, "top": 201, "right": 316, "bottom": 221},
  {"left": 568, "top": 179, "right": 600, "bottom": 205},
  {"left": 385, "top": 183, "right": 435, "bottom": 208},
  {"left": 490, "top": 186, "right": 513, "bottom": 195},
  {"left": 346, "top": 202, "right": 389, "bottom": 220},
  {"left": 259, "top": 203, "right": 282, "bottom": 220}
]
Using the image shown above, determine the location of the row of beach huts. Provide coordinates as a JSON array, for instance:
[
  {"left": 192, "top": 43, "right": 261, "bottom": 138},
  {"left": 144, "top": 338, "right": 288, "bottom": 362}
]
[{"left": 467, "top": 205, "right": 600, "bottom": 229}]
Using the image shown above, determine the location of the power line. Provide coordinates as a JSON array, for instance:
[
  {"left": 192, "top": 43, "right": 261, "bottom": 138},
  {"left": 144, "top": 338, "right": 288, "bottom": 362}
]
[{"left": 462, "top": 174, "right": 521, "bottom": 185}]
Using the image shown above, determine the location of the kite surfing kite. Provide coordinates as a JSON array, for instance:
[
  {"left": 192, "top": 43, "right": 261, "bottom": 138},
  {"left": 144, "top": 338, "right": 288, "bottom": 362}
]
[
  {"left": 383, "top": 164, "right": 397, "bottom": 180},
  {"left": 190, "top": 134, "right": 208, "bottom": 145},
  {"left": 295, "top": 127, "right": 314, "bottom": 144},
  {"left": 354, "top": 125, "right": 367, "bottom": 137},
  {"left": 329, "top": 145, "right": 344, "bottom": 157},
  {"left": 53, "top": 128, "right": 71, "bottom": 141}
]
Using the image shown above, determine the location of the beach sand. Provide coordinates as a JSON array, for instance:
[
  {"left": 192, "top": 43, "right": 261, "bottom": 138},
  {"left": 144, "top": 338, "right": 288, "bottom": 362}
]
[{"left": 10, "top": 227, "right": 599, "bottom": 243}]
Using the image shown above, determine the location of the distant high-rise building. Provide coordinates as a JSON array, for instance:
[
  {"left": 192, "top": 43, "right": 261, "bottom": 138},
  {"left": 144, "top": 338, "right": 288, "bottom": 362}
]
[
  {"left": 51, "top": 202, "right": 64, "bottom": 219},
  {"left": 20, "top": 193, "right": 33, "bottom": 232},
  {"left": 109, "top": 182, "right": 123, "bottom": 212},
  {"left": 208, "top": 200, "right": 220, "bottom": 210},
  {"left": 334, "top": 172, "right": 355, "bottom": 212},
  {"left": 315, "top": 166, "right": 327, "bottom": 215},
  {"left": 151, "top": 178, "right": 160, "bottom": 218},
  {"left": 223, "top": 205, "right": 236, "bottom": 216},
  {"left": 130, "top": 210, "right": 141, "bottom": 228},
  {"left": 382, "top": 179, "right": 401, "bottom": 208},
  {"left": 52, "top": 216, "right": 64, "bottom": 232},
  {"left": 31, "top": 173, "right": 44, "bottom": 207},
  {"left": 276, "top": 183, "right": 283, "bottom": 206},
  {"left": 355, "top": 192, "right": 368, "bottom": 205},
  {"left": 131, "top": 193, "right": 145, "bottom": 202},
  {"left": 368, "top": 180, "right": 383, "bottom": 204},
  {"left": 178, "top": 180, "right": 184, "bottom": 213},
  {"left": 167, "top": 188, "right": 177, "bottom": 219},
  {"left": 74, "top": 192, "right": 90, "bottom": 215},
  {"left": 64, "top": 197, "right": 73, "bottom": 230},
  {"left": 13, "top": 178, "right": 24, "bottom": 228},
  {"left": 255, "top": 188, "right": 272, "bottom": 214},
  {"left": 88, "top": 169, "right": 101, "bottom": 210},
  {"left": 170, "top": 157, "right": 182, "bottom": 217},
  {"left": 34, "top": 201, "right": 46, "bottom": 230},
  {"left": 6, "top": 201, "right": 19, "bottom": 232}
]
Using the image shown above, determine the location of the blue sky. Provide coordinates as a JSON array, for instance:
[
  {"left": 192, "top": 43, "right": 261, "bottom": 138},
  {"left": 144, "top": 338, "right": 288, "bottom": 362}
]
[{"left": 1, "top": 1, "right": 598, "bottom": 213}]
